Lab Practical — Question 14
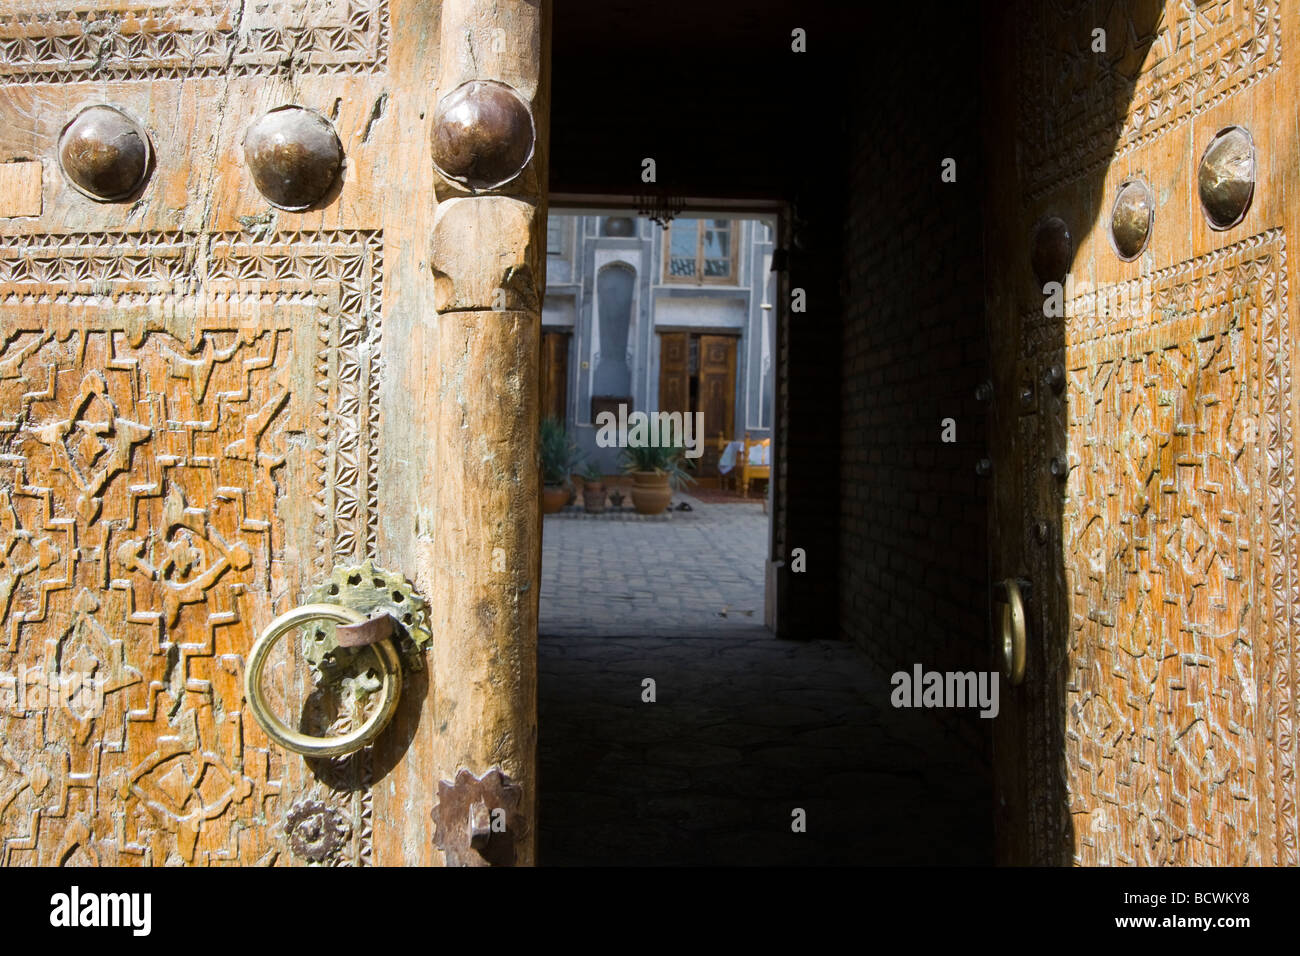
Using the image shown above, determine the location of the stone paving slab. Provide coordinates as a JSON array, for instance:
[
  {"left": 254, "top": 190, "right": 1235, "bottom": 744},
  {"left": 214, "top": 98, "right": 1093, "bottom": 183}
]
[
  {"left": 539, "top": 629, "right": 993, "bottom": 865},
  {"left": 538, "top": 501, "right": 993, "bottom": 865},
  {"left": 541, "top": 496, "right": 769, "bottom": 636}
]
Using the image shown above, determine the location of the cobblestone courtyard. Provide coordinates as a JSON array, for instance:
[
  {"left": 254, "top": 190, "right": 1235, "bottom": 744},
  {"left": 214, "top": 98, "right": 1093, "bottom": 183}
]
[
  {"left": 539, "top": 498, "right": 770, "bottom": 634},
  {"left": 539, "top": 499, "right": 992, "bottom": 865}
]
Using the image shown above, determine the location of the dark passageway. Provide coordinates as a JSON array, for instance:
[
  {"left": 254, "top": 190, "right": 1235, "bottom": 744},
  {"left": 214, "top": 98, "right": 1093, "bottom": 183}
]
[
  {"left": 536, "top": 502, "right": 990, "bottom": 864},
  {"left": 542, "top": 2, "right": 994, "bottom": 864},
  {"left": 539, "top": 627, "right": 989, "bottom": 865}
]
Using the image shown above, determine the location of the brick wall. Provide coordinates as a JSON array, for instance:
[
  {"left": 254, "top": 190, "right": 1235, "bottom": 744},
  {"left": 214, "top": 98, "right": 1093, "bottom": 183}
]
[
  {"left": 836, "top": 19, "right": 992, "bottom": 756},
  {"left": 774, "top": 184, "right": 845, "bottom": 640}
]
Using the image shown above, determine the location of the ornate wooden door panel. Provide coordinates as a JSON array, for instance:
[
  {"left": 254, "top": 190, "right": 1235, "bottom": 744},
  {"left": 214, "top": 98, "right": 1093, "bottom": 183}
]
[
  {"left": 540, "top": 330, "right": 569, "bottom": 424},
  {"left": 657, "top": 331, "right": 689, "bottom": 417},
  {"left": 697, "top": 333, "right": 736, "bottom": 474},
  {"left": 984, "top": 0, "right": 1297, "bottom": 865},
  {"left": 0, "top": 0, "right": 548, "bottom": 866}
]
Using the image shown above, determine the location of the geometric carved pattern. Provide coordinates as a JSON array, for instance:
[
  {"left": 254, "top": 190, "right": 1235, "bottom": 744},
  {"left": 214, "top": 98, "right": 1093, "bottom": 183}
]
[
  {"left": 0, "top": 0, "right": 388, "bottom": 84},
  {"left": 1020, "top": 0, "right": 1281, "bottom": 197},
  {"left": 0, "top": 228, "right": 382, "bottom": 865},
  {"left": 1023, "top": 230, "right": 1296, "bottom": 865}
]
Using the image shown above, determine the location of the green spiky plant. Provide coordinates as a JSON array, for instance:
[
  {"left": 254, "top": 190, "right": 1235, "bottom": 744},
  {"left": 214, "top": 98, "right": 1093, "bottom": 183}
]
[
  {"left": 619, "top": 442, "right": 697, "bottom": 490},
  {"left": 539, "top": 416, "right": 578, "bottom": 487},
  {"left": 580, "top": 459, "right": 608, "bottom": 513}
]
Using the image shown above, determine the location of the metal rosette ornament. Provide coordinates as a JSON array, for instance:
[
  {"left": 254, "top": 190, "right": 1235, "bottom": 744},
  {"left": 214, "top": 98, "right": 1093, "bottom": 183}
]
[
  {"left": 303, "top": 559, "right": 433, "bottom": 702},
  {"left": 285, "top": 799, "right": 353, "bottom": 865}
]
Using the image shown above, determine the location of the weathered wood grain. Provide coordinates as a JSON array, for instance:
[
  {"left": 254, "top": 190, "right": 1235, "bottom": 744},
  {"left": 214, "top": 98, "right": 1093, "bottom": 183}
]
[
  {"left": 0, "top": 0, "right": 547, "bottom": 866},
  {"left": 983, "top": 0, "right": 1299, "bottom": 866},
  {"left": 423, "top": 0, "right": 547, "bottom": 867},
  {"left": 0, "top": 161, "right": 42, "bottom": 217}
]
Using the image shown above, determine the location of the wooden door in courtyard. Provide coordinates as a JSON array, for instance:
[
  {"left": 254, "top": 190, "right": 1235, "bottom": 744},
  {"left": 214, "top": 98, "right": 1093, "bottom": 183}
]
[
  {"left": 541, "top": 330, "right": 569, "bottom": 423},
  {"left": 698, "top": 333, "right": 738, "bottom": 471},
  {"left": 984, "top": 0, "right": 1299, "bottom": 864},
  {"left": 658, "top": 330, "right": 736, "bottom": 475},
  {"left": 0, "top": 0, "right": 548, "bottom": 866}
]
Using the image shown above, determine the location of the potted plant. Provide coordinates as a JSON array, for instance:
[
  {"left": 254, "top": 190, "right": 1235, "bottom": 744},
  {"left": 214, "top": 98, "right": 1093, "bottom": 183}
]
[
  {"left": 581, "top": 461, "right": 607, "bottom": 514},
  {"left": 539, "top": 416, "right": 577, "bottom": 514},
  {"left": 619, "top": 443, "right": 695, "bottom": 515}
]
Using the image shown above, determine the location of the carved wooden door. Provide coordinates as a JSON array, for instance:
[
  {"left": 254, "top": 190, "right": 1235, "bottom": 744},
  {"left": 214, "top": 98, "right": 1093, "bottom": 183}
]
[
  {"left": 658, "top": 331, "right": 690, "bottom": 419},
  {"left": 697, "top": 333, "right": 736, "bottom": 475},
  {"left": 540, "top": 330, "right": 569, "bottom": 424},
  {"left": 0, "top": 0, "right": 548, "bottom": 866},
  {"left": 984, "top": 0, "right": 1297, "bottom": 865}
]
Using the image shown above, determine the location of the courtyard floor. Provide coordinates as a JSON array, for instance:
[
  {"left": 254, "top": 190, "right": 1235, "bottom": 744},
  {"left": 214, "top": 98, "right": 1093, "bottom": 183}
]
[
  {"left": 539, "top": 496, "right": 770, "bottom": 635},
  {"left": 538, "top": 496, "right": 993, "bottom": 865}
]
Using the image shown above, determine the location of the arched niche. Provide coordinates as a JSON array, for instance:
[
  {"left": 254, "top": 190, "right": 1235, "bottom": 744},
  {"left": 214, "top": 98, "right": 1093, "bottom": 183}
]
[{"left": 592, "top": 261, "right": 636, "bottom": 400}]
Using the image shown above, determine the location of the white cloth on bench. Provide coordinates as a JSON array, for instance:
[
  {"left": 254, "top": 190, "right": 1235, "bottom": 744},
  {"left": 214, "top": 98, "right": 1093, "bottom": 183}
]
[{"left": 718, "top": 440, "right": 770, "bottom": 474}]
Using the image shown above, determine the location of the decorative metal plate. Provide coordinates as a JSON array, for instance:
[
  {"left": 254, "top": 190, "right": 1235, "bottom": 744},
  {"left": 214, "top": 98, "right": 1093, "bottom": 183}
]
[
  {"left": 305, "top": 559, "right": 433, "bottom": 680},
  {"left": 432, "top": 768, "right": 526, "bottom": 867},
  {"left": 1198, "top": 125, "right": 1255, "bottom": 231},
  {"left": 286, "top": 799, "right": 353, "bottom": 864},
  {"left": 1109, "top": 178, "right": 1154, "bottom": 261}
]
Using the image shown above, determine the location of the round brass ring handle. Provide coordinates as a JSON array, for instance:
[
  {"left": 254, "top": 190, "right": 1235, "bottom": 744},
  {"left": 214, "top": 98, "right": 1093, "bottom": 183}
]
[
  {"left": 245, "top": 603, "right": 402, "bottom": 757},
  {"left": 999, "top": 579, "right": 1027, "bottom": 686}
]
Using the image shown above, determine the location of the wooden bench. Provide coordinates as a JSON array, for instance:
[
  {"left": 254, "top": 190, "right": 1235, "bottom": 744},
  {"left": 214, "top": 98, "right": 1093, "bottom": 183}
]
[
  {"left": 713, "top": 433, "right": 736, "bottom": 491},
  {"left": 738, "top": 434, "right": 771, "bottom": 498},
  {"left": 715, "top": 432, "right": 771, "bottom": 497}
]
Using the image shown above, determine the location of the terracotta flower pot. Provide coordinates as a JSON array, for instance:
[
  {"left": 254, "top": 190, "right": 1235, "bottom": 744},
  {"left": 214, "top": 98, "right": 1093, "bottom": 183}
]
[
  {"left": 629, "top": 470, "right": 671, "bottom": 515},
  {"left": 542, "top": 484, "right": 569, "bottom": 514},
  {"left": 583, "top": 481, "right": 607, "bottom": 514}
]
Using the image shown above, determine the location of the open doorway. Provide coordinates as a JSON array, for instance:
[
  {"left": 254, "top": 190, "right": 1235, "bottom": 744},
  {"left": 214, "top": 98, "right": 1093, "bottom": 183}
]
[
  {"left": 535, "top": 205, "right": 990, "bottom": 865},
  {"left": 538, "top": 1, "right": 993, "bottom": 867},
  {"left": 538, "top": 208, "right": 778, "bottom": 636}
]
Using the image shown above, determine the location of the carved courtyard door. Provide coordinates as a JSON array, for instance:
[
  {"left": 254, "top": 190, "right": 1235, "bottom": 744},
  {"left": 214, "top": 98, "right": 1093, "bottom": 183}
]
[
  {"left": 0, "top": 0, "right": 548, "bottom": 866},
  {"left": 984, "top": 0, "right": 1298, "bottom": 864}
]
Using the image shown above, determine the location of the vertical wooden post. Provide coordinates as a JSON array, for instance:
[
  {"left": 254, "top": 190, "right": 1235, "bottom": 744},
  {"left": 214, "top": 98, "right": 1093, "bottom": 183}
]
[{"left": 425, "top": 0, "right": 549, "bottom": 866}]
